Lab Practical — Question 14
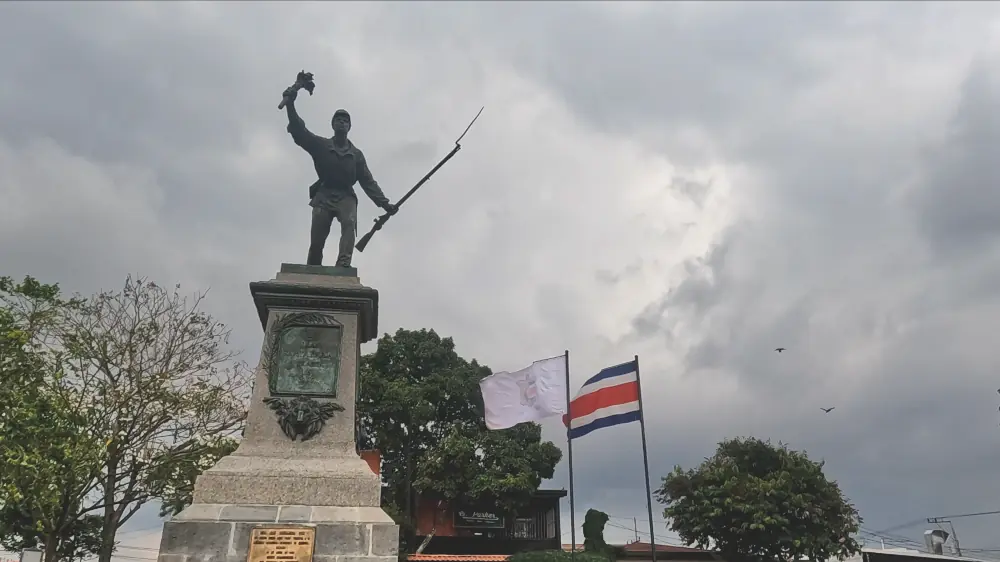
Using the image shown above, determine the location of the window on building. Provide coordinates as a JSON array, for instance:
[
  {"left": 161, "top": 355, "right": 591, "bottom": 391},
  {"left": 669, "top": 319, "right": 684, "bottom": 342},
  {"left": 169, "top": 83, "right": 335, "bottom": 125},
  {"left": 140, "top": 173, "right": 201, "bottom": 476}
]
[
  {"left": 544, "top": 507, "right": 557, "bottom": 539},
  {"left": 514, "top": 517, "right": 537, "bottom": 539}
]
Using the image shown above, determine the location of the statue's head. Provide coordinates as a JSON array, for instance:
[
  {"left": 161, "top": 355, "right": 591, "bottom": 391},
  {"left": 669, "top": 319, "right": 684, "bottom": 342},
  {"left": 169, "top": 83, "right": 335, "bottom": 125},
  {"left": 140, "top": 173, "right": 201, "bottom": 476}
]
[{"left": 331, "top": 109, "right": 351, "bottom": 135}]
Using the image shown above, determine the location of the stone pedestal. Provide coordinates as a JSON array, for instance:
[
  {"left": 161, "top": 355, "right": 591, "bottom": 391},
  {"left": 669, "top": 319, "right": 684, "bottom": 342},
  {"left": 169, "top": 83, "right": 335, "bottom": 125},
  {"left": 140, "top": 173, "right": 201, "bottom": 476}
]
[{"left": 157, "top": 264, "right": 399, "bottom": 562}]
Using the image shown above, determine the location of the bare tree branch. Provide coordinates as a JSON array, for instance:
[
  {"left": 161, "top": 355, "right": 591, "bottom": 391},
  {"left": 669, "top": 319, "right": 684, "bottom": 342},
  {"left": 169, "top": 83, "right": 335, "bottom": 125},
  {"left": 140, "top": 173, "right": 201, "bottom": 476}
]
[{"left": 4, "top": 275, "right": 251, "bottom": 562}]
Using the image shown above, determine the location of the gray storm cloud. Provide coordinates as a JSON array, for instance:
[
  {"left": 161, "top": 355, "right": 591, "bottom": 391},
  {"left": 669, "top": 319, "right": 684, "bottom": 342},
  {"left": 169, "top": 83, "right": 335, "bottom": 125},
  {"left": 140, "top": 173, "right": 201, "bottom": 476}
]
[{"left": 2, "top": 0, "right": 999, "bottom": 552}]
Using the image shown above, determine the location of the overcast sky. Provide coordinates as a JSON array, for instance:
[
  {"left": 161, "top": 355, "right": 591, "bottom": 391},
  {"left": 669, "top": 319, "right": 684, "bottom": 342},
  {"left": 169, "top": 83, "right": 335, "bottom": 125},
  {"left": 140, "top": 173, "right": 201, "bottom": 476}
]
[{"left": 2, "top": 0, "right": 1000, "bottom": 559}]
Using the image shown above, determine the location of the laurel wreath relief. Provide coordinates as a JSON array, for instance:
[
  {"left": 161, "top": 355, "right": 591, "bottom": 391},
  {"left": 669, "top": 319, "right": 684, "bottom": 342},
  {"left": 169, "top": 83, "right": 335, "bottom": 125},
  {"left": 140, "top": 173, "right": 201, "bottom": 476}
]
[{"left": 263, "top": 396, "right": 344, "bottom": 441}]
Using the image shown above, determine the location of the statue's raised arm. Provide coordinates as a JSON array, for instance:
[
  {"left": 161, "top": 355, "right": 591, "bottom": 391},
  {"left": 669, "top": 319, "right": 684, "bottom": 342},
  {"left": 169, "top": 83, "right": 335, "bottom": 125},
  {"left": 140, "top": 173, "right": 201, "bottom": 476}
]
[
  {"left": 281, "top": 71, "right": 322, "bottom": 152},
  {"left": 278, "top": 70, "right": 315, "bottom": 110}
]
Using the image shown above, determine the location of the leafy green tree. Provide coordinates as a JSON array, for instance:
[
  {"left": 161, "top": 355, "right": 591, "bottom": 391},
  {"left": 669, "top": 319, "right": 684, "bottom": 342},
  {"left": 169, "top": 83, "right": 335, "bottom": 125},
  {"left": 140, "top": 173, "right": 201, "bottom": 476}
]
[
  {"left": 0, "top": 508, "right": 103, "bottom": 562},
  {"left": 358, "top": 329, "right": 562, "bottom": 546},
  {"left": 0, "top": 276, "right": 104, "bottom": 562},
  {"left": 150, "top": 437, "right": 241, "bottom": 517},
  {"left": 655, "top": 437, "right": 862, "bottom": 562},
  {"left": 414, "top": 421, "right": 562, "bottom": 514},
  {"left": 0, "top": 275, "right": 250, "bottom": 562}
]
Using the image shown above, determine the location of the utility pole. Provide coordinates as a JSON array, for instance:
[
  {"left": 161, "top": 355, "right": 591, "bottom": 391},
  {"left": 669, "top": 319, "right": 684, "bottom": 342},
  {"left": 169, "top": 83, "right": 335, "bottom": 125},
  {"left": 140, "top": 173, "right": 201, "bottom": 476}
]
[
  {"left": 926, "top": 518, "right": 962, "bottom": 557},
  {"left": 634, "top": 518, "right": 639, "bottom": 542}
]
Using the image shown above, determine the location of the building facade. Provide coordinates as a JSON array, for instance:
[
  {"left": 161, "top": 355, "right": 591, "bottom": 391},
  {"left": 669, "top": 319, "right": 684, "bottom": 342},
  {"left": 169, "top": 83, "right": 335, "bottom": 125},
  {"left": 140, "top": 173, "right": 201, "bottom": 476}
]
[{"left": 411, "top": 490, "right": 567, "bottom": 555}]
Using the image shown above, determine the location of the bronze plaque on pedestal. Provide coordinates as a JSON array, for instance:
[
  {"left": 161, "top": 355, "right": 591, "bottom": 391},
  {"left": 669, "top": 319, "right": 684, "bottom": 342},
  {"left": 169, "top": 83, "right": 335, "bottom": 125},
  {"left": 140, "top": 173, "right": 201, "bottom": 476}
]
[
  {"left": 247, "top": 526, "right": 315, "bottom": 562},
  {"left": 266, "top": 312, "right": 343, "bottom": 397}
]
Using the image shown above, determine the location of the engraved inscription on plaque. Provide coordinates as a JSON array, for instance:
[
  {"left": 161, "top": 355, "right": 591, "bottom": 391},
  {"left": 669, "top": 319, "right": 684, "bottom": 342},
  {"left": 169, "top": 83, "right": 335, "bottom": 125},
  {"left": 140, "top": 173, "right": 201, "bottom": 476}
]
[
  {"left": 247, "top": 526, "right": 315, "bottom": 562},
  {"left": 270, "top": 322, "right": 342, "bottom": 397}
]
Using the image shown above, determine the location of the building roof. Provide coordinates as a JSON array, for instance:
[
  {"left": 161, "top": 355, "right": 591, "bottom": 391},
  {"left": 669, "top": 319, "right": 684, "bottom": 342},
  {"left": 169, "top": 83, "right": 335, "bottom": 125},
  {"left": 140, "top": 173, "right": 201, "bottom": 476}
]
[
  {"left": 406, "top": 554, "right": 510, "bottom": 562},
  {"left": 417, "top": 489, "right": 566, "bottom": 503},
  {"left": 534, "top": 488, "right": 568, "bottom": 499},
  {"left": 853, "top": 548, "right": 990, "bottom": 562},
  {"left": 562, "top": 543, "right": 713, "bottom": 555},
  {"left": 621, "top": 542, "right": 713, "bottom": 554}
]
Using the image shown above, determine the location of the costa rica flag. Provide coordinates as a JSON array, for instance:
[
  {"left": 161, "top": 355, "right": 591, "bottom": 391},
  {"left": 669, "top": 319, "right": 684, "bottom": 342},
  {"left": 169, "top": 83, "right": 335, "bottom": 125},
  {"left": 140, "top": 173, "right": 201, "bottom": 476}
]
[{"left": 562, "top": 359, "right": 641, "bottom": 439}]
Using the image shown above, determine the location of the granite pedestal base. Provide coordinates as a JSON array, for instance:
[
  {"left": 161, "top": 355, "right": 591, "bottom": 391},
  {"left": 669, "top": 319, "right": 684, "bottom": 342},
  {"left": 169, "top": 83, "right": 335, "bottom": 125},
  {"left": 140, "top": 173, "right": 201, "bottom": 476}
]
[
  {"left": 158, "top": 505, "right": 398, "bottom": 562},
  {"left": 191, "top": 455, "right": 381, "bottom": 506},
  {"left": 157, "top": 265, "right": 398, "bottom": 562}
]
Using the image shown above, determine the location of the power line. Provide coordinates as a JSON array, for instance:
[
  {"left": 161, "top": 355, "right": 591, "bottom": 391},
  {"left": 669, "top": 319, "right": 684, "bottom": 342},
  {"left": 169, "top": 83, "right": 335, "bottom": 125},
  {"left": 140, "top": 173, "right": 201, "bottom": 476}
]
[
  {"left": 116, "top": 524, "right": 164, "bottom": 536},
  {"left": 605, "top": 521, "right": 687, "bottom": 547},
  {"left": 862, "top": 531, "right": 927, "bottom": 551},
  {"left": 861, "top": 531, "right": 923, "bottom": 550},
  {"left": 598, "top": 515, "right": 1000, "bottom": 561},
  {"left": 861, "top": 526, "right": 1000, "bottom": 562},
  {"left": 861, "top": 527, "right": 924, "bottom": 546},
  {"left": 608, "top": 511, "right": 666, "bottom": 520},
  {"left": 927, "top": 510, "right": 1000, "bottom": 521},
  {"left": 862, "top": 511, "right": 1000, "bottom": 561},
  {"left": 859, "top": 528, "right": 1000, "bottom": 562},
  {"left": 606, "top": 512, "right": 679, "bottom": 533},
  {"left": 872, "top": 518, "right": 932, "bottom": 535}
]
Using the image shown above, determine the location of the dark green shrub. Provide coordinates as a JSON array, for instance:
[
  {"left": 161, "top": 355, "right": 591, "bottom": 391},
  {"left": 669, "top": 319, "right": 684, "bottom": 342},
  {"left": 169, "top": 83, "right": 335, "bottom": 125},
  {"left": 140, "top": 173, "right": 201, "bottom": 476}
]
[{"left": 509, "top": 550, "right": 612, "bottom": 562}]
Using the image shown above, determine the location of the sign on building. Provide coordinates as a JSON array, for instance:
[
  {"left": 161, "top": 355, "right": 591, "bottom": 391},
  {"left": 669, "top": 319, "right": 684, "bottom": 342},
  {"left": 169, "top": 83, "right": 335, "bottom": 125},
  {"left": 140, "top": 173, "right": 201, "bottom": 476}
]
[{"left": 454, "top": 504, "right": 505, "bottom": 529}]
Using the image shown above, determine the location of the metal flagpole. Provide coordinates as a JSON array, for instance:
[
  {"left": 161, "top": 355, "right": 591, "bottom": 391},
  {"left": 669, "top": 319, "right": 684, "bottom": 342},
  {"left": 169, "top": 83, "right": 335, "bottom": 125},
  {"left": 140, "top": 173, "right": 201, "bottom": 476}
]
[
  {"left": 634, "top": 355, "right": 657, "bottom": 562},
  {"left": 564, "top": 349, "right": 577, "bottom": 560}
]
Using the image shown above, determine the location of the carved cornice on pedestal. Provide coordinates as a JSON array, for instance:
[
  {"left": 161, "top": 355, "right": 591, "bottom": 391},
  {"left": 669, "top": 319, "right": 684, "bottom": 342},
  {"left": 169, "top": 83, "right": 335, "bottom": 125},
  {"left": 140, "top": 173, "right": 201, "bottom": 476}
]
[{"left": 249, "top": 281, "right": 379, "bottom": 343}]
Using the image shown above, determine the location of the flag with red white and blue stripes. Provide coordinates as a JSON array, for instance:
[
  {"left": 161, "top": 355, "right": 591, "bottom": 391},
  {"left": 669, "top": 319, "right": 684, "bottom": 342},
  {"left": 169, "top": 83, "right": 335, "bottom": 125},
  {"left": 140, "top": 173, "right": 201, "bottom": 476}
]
[{"left": 562, "top": 359, "right": 641, "bottom": 439}]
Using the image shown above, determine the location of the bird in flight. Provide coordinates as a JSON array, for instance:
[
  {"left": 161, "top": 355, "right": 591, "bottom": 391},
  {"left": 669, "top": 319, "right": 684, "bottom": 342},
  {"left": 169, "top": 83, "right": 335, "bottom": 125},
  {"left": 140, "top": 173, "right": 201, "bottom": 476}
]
[
  {"left": 821, "top": 407, "right": 835, "bottom": 413},
  {"left": 775, "top": 347, "right": 786, "bottom": 353}
]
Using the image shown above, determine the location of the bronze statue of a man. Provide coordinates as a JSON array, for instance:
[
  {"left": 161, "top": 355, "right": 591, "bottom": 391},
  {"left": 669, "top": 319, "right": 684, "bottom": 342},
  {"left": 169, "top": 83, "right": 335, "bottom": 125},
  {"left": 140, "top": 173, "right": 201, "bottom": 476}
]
[{"left": 282, "top": 86, "right": 397, "bottom": 268}]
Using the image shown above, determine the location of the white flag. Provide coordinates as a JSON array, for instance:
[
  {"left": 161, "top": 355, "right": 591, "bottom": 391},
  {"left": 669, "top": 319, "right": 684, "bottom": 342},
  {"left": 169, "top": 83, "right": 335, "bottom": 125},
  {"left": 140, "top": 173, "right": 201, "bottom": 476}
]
[{"left": 480, "top": 356, "right": 567, "bottom": 430}]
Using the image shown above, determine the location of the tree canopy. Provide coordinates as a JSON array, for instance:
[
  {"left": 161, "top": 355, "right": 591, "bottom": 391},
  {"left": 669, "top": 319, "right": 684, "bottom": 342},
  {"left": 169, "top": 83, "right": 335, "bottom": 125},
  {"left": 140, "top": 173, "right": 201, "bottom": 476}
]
[
  {"left": 655, "top": 437, "right": 862, "bottom": 562},
  {"left": 0, "top": 277, "right": 105, "bottom": 562},
  {"left": 0, "top": 509, "right": 102, "bottom": 562},
  {"left": 0, "top": 275, "right": 250, "bottom": 562},
  {"left": 358, "top": 328, "right": 562, "bottom": 543}
]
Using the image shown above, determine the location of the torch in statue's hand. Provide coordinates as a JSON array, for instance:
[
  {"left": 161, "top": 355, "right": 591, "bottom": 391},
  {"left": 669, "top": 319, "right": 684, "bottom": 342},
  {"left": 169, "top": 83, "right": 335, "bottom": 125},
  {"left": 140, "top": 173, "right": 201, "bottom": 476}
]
[{"left": 278, "top": 70, "right": 316, "bottom": 110}]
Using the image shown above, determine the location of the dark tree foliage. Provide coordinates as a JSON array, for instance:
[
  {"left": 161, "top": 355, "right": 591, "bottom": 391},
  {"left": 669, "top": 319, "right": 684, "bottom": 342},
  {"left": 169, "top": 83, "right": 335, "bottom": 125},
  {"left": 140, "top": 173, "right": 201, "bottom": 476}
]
[
  {"left": 150, "top": 437, "right": 241, "bottom": 517},
  {"left": 358, "top": 328, "right": 562, "bottom": 548},
  {"left": 0, "top": 276, "right": 102, "bottom": 562},
  {"left": 0, "top": 508, "right": 102, "bottom": 562}
]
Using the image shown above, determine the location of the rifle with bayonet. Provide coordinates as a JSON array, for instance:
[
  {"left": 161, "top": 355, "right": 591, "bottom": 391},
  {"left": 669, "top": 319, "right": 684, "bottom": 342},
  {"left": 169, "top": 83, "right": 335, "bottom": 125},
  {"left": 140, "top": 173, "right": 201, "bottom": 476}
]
[{"left": 355, "top": 106, "right": 484, "bottom": 253}]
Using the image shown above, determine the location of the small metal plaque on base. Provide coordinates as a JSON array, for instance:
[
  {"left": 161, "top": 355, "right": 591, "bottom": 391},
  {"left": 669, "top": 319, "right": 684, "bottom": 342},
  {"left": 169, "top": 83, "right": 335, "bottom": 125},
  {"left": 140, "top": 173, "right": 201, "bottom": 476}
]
[{"left": 247, "top": 526, "right": 315, "bottom": 562}]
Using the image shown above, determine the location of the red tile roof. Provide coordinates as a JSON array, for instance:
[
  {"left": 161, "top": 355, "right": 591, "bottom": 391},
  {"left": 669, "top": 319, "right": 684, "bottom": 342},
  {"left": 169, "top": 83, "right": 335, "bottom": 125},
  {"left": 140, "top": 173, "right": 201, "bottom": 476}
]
[
  {"left": 621, "top": 542, "right": 712, "bottom": 554},
  {"left": 406, "top": 554, "right": 510, "bottom": 562},
  {"left": 409, "top": 542, "right": 712, "bottom": 562},
  {"left": 563, "top": 543, "right": 711, "bottom": 555}
]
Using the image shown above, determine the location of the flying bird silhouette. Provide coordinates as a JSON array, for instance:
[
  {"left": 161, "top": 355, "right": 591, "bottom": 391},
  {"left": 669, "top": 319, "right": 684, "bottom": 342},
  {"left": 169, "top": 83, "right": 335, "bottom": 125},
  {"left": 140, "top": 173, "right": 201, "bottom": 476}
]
[
  {"left": 775, "top": 347, "right": 786, "bottom": 353},
  {"left": 821, "top": 407, "right": 835, "bottom": 413}
]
